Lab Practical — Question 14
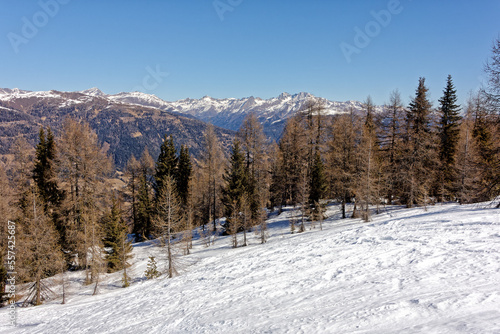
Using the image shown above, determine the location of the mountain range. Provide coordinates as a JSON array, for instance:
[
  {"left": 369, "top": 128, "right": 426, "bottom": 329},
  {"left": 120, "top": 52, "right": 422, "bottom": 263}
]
[{"left": 0, "top": 88, "right": 381, "bottom": 169}]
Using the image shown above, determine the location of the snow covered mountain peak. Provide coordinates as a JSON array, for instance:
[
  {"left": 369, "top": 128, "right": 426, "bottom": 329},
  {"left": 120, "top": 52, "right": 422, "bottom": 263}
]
[{"left": 79, "top": 87, "right": 105, "bottom": 96}]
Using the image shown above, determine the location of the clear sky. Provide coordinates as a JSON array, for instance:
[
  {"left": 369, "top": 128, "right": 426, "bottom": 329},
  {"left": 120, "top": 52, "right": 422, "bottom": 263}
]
[{"left": 1, "top": 0, "right": 499, "bottom": 106}]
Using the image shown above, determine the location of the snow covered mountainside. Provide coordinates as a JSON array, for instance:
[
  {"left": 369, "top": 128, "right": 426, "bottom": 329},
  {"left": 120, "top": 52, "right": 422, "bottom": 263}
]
[
  {"left": 1, "top": 203, "right": 499, "bottom": 333},
  {"left": 1, "top": 88, "right": 381, "bottom": 138}
]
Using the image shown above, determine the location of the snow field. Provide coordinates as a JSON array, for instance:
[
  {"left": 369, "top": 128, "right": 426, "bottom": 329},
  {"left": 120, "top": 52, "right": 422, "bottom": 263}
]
[{"left": 0, "top": 203, "right": 499, "bottom": 333}]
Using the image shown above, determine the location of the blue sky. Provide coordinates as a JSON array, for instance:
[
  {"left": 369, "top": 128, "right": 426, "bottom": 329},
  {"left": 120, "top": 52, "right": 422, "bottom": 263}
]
[{"left": 0, "top": 0, "right": 498, "bottom": 106}]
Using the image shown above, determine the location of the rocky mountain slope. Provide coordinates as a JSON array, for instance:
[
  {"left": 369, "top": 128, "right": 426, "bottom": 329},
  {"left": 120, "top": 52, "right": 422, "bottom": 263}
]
[{"left": 0, "top": 88, "right": 234, "bottom": 169}]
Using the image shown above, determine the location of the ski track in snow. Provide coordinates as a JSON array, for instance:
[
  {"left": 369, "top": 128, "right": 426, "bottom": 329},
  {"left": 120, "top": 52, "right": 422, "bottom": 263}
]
[{"left": 1, "top": 203, "right": 499, "bottom": 333}]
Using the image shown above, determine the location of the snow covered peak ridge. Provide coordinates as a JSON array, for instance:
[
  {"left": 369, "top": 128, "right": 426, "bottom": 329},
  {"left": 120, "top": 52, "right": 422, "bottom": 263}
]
[{"left": 79, "top": 87, "right": 105, "bottom": 96}]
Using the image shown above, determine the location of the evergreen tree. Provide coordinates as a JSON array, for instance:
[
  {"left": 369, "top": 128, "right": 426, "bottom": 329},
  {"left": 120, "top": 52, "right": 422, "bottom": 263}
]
[
  {"left": 155, "top": 135, "right": 178, "bottom": 199},
  {"left": 33, "top": 127, "right": 63, "bottom": 209},
  {"left": 309, "top": 150, "right": 327, "bottom": 219},
  {"left": 222, "top": 140, "right": 247, "bottom": 235},
  {"left": 144, "top": 256, "right": 161, "bottom": 279},
  {"left": 402, "top": 77, "right": 437, "bottom": 207},
  {"left": 437, "top": 75, "right": 462, "bottom": 200},
  {"left": 176, "top": 145, "right": 192, "bottom": 209},
  {"left": 134, "top": 148, "right": 155, "bottom": 241},
  {"left": 102, "top": 195, "right": 133, "bottom": 274}
]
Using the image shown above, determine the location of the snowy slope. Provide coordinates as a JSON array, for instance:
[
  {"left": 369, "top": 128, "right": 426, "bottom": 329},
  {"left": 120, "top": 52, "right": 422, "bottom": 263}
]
[{"left": 1, "top": 203, "right": 499, "bottom": 333}]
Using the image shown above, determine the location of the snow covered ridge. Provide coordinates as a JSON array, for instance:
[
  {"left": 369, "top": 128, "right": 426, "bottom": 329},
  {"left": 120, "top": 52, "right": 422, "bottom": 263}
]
[
  {"left": 1, "top": 203, "right": 498, "bottom": 333},
  {"left": 0, "top": 87, "right": 383, "bottom": 134}
]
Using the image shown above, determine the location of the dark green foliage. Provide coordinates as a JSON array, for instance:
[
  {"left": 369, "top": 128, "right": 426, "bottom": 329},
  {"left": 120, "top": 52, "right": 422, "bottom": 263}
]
[
  {"left": 102, "top": 196, "right": 133, "bottom": 273},
  {"left": 155, "top": 135, "right": 178, "bottom": 198},
  {"left": 176, "top": 145, "right": 192, "bottom": 208},
  {"left": 309, "top": 150, "right": 327, "bottom": 206},
  {"left": 134, "top": 149, "right": 155, "bottom": 241},
  {"left": 222, "top": 140, "right": 248, "bottom": 233},
  {"left": 437, "top": 75, "right": 462, "bottom": 199},
  {"left": 33, "top": 127, "right": 63, "bottom": 209},
  {"left": 402, "top": 77, "right": 437, "bottom": 207},
  {"left": 144, "top": 256, "right": 161, "bottom": 279}
]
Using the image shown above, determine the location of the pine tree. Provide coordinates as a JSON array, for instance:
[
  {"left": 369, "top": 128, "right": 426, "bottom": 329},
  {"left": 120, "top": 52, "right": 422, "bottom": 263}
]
[
  {"left": 237, "top": 113, "right": 269, "bottom": 227},
  {"left": 198, "top": 124, "right": 225, "bottom": 232},
  {"left": 309, "top": 150, "right": 327, "bottom": 220},
  {"left": 33, "top": 127, "right": 63, "bottom": 210},
  {"left": 144, "top": 256, "right": 161, "bottom": 279},
  {"left": 102, "top": 195, "right": 133, "bottom": 275},
  {"left": 357, "top": 96, "right": 381, "bottom": 221},
  {"left": 470, "top": 92, "right": 500, "bottom": 201},
  {"left": 125, "top": 155, "right": 141, "bottom": 236},
  {"left": 155, "top": 135, "right": 178, "bottom": 199},
  {"left": 18, "top": 188, "right": 62, "bottom": 306},
  {"left": 154, "top": 175, "right": 183, "bottom": 278},
  {"left": 326, "top": 110, "right": 360, "bottom": 218},
  {"left": 278, "top": 115, "right": 308, "bottom": 206},
  {"left": 402, "top": 78, "right": 437, "bottom": 207},
  {"left": 436, "top": 75, "right": 462, "bottom": 201},
  {"left": 135, "top": 148, "right": 155, "bottom": 241},
  {"left": 176, "top": 145, "right": 192, "bottom": 209},
  {"left": 222, "top": 140, "right": 247, "bottom": 237},
  {"left": 379, "top": 90, "right": 405, "bottom": 204},
  {"left": 56, "top": 118, "right": 112, "bottom": 285}
]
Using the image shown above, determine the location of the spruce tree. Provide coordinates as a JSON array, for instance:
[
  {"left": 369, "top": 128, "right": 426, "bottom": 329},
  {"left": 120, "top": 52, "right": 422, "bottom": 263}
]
[
  {"left": 222, "top": 140, "right": 247, "bottom": 235},
  {"left": 437, "top": 75, "right": 462, "bottom": 200},
  {"left": 309, "top": 150, "right": 327, "bottom": 219},
  {"left": 155, "top": 135, "right": 178, "bottom": 199},
  {"left": 135, "top": 148, "right": 155, "bottom": 241},
  {"left": 402, "top": 77, "right": 437, "bottom": 207},
  {"left": 176, "top": 145, "right": 192, "bottom": 209},
  {"left": 33, "top": 127, "right": 63, "bottom": 210},
  {"left": 102, "top": 196, "right": 133, "bottom": 274}
]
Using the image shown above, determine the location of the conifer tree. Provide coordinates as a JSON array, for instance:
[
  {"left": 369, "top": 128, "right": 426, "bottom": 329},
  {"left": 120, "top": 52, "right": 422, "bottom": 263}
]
[
  {"left": 33, "top": 127, "right": 63, "bottom": 210},
  {"left": 18, "top": 188, "right": 62, "bottom": 306},
  {"left": 278, "top": 115, "right": 308, "bottom": 206},
  {"left": 125, "top": 155, "right": 140, "bottom": 235},
  {"left": 135, "top": 148, "right": 155, "bottom": 241},
  {"left": 154, "top": 175, "right": 183, "bottom": 278},
  {"left": 176, "top": 145, "right": 192, "bottom": 209},
  {"left": 326, "top": 110, "right": 360, "bottom": 218},
  {"left": 379, "top": 90, "right": 405, "bottom": 204},
  {"left": 470, "top": 92, "right": 500, "bottom": 201},
  {"left": 309, "top": 150, "right": 327, "bottom": 219},
  {"left": 222, "top": 140, "right": 247, "bottom": 236},
  {"left": 198, "top": 124, "right": 225, "bottom": 232},
  {"left": 56, "top": 118, "right": 112, "bottom": 284},
  {"left": 144, "top": 256, "right": 161, "bottom": 279},
  {"left": 436, "top": 75, "right": 462, "bottom": 200},
  {"left": 102, "top": 195, "right": 133, "bottom": 275},
  {"left": 402, "top": 78, "right": 437, "bottom": 207},
  {"left": 155, "top": 135, "right": 178, "bottom": 199},
  {"left": 357, "top": 96, "right": 381, "bottom": 221}
]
